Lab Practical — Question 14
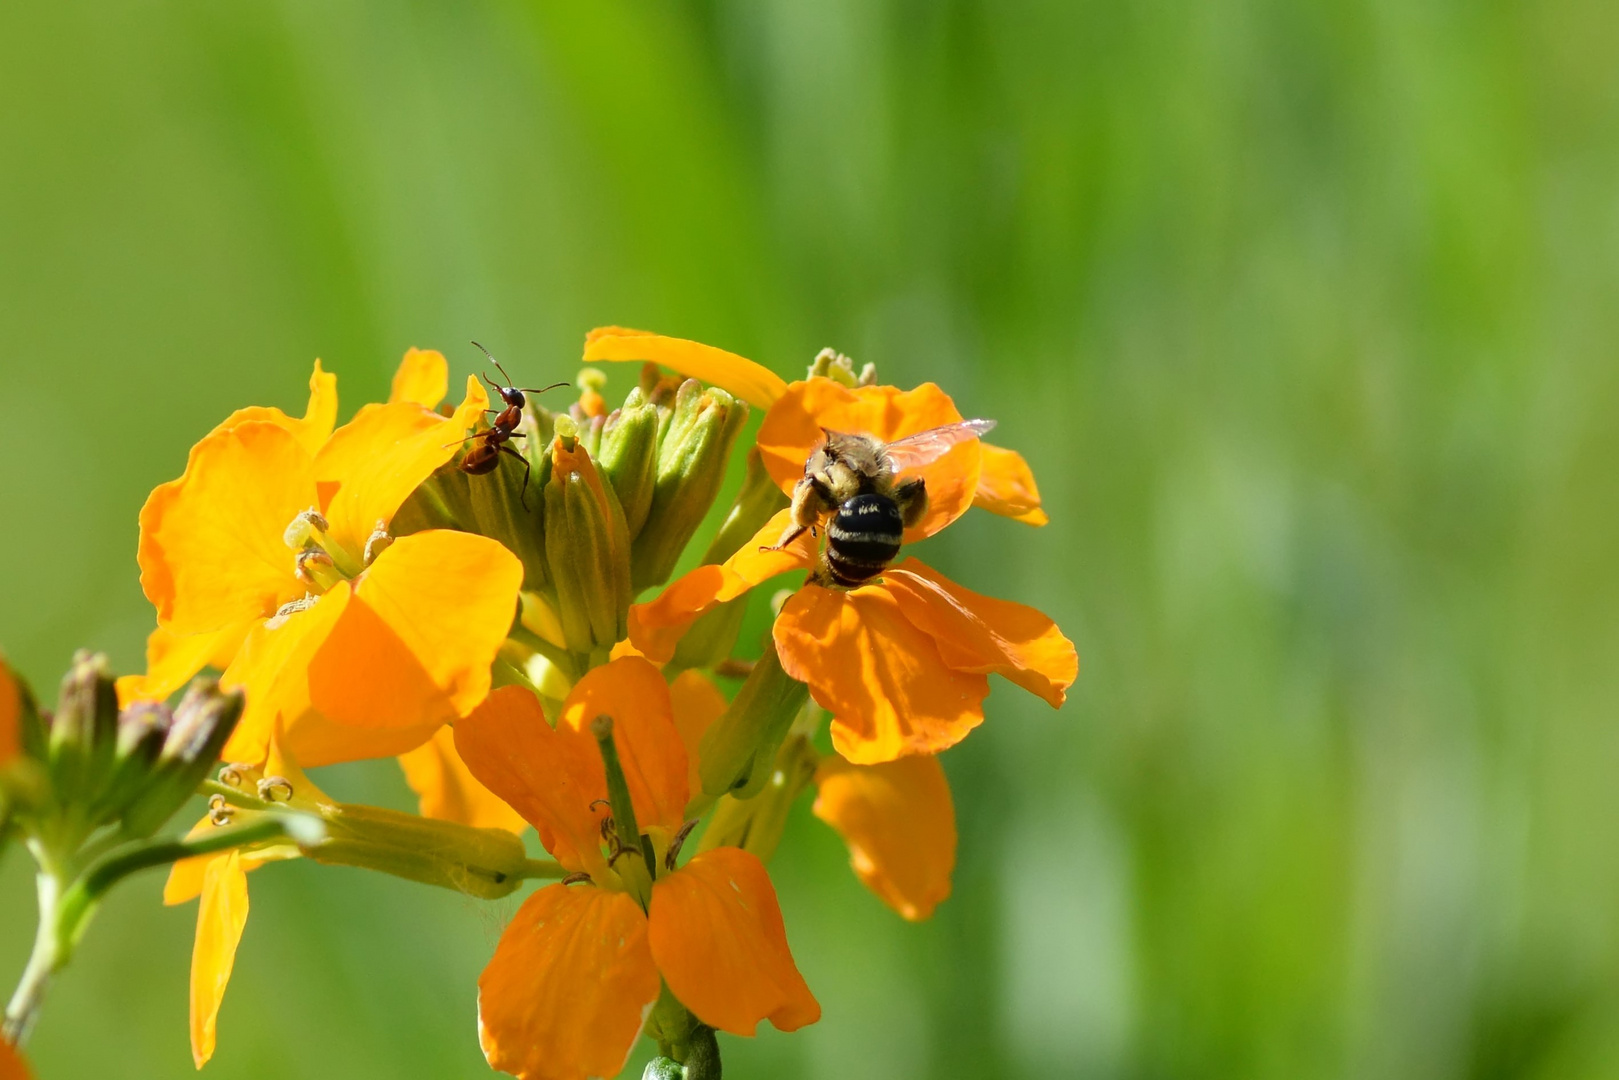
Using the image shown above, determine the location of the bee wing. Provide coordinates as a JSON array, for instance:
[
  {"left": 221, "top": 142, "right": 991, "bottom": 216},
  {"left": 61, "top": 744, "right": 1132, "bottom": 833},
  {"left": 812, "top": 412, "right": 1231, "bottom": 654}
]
[{"left": 883, "top": 419, "right": 997, "bottom": 473}]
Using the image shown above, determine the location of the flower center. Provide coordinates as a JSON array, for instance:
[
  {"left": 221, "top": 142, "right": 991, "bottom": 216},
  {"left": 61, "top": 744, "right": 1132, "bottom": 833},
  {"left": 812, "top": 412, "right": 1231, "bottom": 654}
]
[{"left": 280, "top": 508, "right": 387, "bottom": 594}]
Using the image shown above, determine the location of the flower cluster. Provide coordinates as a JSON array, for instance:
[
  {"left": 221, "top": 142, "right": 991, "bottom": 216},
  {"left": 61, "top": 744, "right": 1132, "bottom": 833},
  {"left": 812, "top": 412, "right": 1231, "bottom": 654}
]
[{"left": 35, "top": 331, "right": 1076, "bottom": 1078}]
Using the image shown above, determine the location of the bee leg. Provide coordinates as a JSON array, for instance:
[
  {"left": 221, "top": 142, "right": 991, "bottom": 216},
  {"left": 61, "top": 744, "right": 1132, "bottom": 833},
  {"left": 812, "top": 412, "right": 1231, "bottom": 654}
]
[
  {"left": 894, "top": 477, "right": 929, "bottom": 528},
  {"left": 761, "top": 523, "right": 809, "bottom": 552},
  {"left": 496, "top": 442, "right": 532, "bottom": 510}
]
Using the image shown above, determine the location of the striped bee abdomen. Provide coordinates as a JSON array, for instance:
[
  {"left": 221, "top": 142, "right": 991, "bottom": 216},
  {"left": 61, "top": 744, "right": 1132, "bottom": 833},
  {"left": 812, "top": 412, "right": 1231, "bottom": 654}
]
[{"left": 825, "top": 493, "right": 904, "bottom": 587}]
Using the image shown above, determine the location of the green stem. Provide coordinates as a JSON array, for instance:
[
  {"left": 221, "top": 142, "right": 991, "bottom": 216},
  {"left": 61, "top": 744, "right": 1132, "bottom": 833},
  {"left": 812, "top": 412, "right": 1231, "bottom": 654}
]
[
  {"left": 516, "top": 858, "right": 567, "bottom": 881},
  {"left": 2, "top": 869, "right": 61, "bottom": 1046}
]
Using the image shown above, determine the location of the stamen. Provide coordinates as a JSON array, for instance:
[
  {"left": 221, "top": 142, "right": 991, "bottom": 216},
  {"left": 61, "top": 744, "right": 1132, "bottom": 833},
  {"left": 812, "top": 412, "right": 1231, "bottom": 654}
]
[
  {"left": 266, "top": 594, "right": 318, "bottom": 629},
  {"left": 282, "top": 508, "right": 330, "bottom": 551},
  {"left": 363, "top": 521, "right": 393, "bottom": 567},
  {"left": 665, "top": 819, "right": 701, "bottom": 872},
  {"left": 608, "top": 845, "right": 642, "bottom": 869},
  {"left": 561, "top": 872, "right": 593, "bottom": 886},
  {"left": 257, "top": 776, "right": 294, "bottom": 802},
  {"left": 295, "top": 549, "right": 336, "bottom": 587},
  {"left": 217, "top": 764, "right": 251, "bottom": 788},
  {"left": 207, "top": 793, "right": 234, "bottom": 826}
]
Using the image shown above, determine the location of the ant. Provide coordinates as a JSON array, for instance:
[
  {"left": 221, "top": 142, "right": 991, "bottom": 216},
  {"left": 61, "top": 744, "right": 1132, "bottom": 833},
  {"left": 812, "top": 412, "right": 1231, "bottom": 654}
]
[{"left": 453, "top": 341, "right": 568, "bottom": 509}]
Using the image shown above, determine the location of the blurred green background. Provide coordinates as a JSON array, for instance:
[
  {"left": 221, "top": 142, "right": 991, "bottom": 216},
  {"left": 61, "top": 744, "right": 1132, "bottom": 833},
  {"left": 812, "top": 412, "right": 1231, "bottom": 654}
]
[{"left": 4, "top": 0, "right": 1618, "bottom": 1077}]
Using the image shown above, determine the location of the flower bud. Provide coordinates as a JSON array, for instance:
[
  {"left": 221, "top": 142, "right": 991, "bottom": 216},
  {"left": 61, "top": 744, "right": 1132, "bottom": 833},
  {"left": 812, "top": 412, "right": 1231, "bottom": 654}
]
[
  {"left": 697, "top": 642, "right": 810, "bottom": 801},
  {"left": 543, "top": 438, "right": 634, "bottom": 656},
  {"left": 91, "top": 701, "right": 172, "bottom": 824},
  {"left": 310, "top": 804, "right": 528, "bottom": 900},
  {"left": 120, "top": 681, "right": 244, "bottom": 838},
  {"left": 698, "top": 735, "right": 818, "bottom": 860},
  {"left": 631, "top": 382, "right": 749, "bottom": 591},
  {"left": 597, "top": 393, "right": 661, "bottom": 539},
  {"left": 47, "top": 651, "right": 119, "bottom": 805}
]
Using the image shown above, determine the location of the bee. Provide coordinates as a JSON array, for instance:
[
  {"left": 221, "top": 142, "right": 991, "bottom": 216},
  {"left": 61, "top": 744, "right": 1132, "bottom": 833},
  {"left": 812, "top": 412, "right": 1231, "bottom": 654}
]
[
  {"left": 455, "top": 342, "right": 567, "bottom": 509},
  {"left": 769, "top": 418, "right": 997, "bottom": 587}
]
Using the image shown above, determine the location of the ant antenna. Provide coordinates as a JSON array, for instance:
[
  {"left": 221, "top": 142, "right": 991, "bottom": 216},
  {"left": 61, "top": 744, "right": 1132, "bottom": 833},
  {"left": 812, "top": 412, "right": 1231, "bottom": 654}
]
[{"left": 470, "top": 340, "right": 517, "bottom": 389}]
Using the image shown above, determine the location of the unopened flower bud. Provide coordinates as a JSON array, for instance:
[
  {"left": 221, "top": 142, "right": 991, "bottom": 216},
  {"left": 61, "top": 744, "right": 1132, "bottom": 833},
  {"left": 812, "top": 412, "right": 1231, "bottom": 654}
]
[
  {"left": 48, "top": 651, "right": 119, "bottom": 804},
  {"left": 543, "top": 439, "right": 634, "bottom": 656},
  {"left": 697, "top": 641, "right": 810, "bottom": 801},
  {"left": 597, "top": 394, "right": 661, "bottom": 539},
  {"left": 698, "top": 735, "right": 819, "bottom": 860},
  {"left": 631, "top": 382, "right": 749, "bottom": 591},
  {"left": 120, "top": 680, "right": 244, "bottom": 838}
]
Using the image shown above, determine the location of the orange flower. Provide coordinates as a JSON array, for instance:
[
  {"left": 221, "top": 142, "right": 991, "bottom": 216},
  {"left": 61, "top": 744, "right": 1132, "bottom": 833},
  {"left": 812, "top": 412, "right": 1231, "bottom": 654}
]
[
  {"left": 812, "top": 752, "right": 956, "bottom": 921},
  {"left": 455, "top": 660, "right": 818, "bottom": 1080},
  {"left": 581, "top": 327, "right": 1047, "bottom": 523},
  {"left": 163, "top": 745, "right": 327, "bottom": 1068},
  {"left": 0, "top": 654, "right": 20, "bottom": 767},
  {"left": 602, "top": 330, "right": 1076, "bottom": 764},
  {"left": 126, "top": 351, "right": 524, "bottom": 768},
  {"left": 0, "top": 1036, "right": 31, "bottom": 1080}
]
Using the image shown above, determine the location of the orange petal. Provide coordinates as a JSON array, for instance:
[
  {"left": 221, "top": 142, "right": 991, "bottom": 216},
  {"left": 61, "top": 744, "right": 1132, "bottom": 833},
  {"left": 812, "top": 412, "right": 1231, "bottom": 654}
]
[
  {"left": 389, "top": 348, "right": 449, "bottom": 408},
  {"left": 559, "top": 657, "right": 687, "bottom": 834},
  {"left": 477, "top": 884, "right": 659, "bottom": 1080},
  {"left": 813, "top": 754, "right": 955, "bottom": 921},
  {"left": 973, "top": 443, "right": 1048, "bottom": 525},
  {"left": 756, "top": 379, "right": 982, "bottom": 539},
  {"left": 116, "top": 621, "right": 252, "bottom": 707},
  {"left": 204, "top": 359, "right": 338, "bottom": 457},
  {"left": 649, "top": 848, "right": 819, "bottom": 1036},
  {"left": 314, "top": 375, "right": 490, "bottom": 557},
  {"left": 583, "top": 327, "right": 788, "bottom": 410},
  {"left": 455, "top": 686, "right": 609, "bottom": 878},
  {"left": 0, "top": 1033, "right": 30, "bottom": 1080},
  {"left": 628, "top": 508, "right": 814, "bottom": 663},
  {"left": 398, "top": 727, "right": 526, "bottom": 834},
  {"left": 669, "top": 670, "right": 727, "bottom": 799},
  {"left": 190, "top": 850, "right": 249, "bottom": 1068},
  {"left": 218, "top": 588, "right": 350, "bottom": 767},
  {"left": 300, "top": 530, "right": 521, "bottom": 764},
  {"left": 774, "top": 584, "right": 987, "bottom": 764},
  {"left": 0, "top": 655, "right": 19, "bottom": 766},
  {"left": 138, "top": 421, "right": 315, "bottom": 635},
  {"left": 881, "top": 560, "right": 1076, "bottom": 708}
]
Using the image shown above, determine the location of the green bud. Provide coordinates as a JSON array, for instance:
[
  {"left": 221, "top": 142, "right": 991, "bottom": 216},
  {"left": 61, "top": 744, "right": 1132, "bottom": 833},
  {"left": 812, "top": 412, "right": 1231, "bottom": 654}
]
[
  {"left": 120, "top": 681, "right": 244, "bottom": 838},
  {"left": 700, "top": 446, "right": 790, "bottom": 565},
  {"left": 597, "top": 393, "right": 661, "bottom": 539},
  {"left": 668, "top": 599, "right": 747, "bottom": 674},
  {"left": 91, "top": 701, "right": 171, "bottom": 826},
  {"left": 698, "top": 735, "right": 818, "bottom": 860},
  {"left": 632, "top": 382, "right": 750, "bottom": 591},
  {"left": 643, "top": 1059, "right": 685, "bottom": 1080},
  {"left": 48, "top": 652, "right": 119, "bottom": 806},
  {"left": 697, "top": 641, "right": 810, "bottom": 801},
  {"left": 543, "top": 439, "right": 634, "bottom": 656}
]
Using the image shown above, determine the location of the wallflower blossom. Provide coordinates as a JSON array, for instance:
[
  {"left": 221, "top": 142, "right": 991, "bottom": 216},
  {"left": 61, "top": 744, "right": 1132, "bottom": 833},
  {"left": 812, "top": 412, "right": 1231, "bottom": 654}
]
[
  {"left": 455, "top": 658, "right": 818, "bottom": 1080},
  {"left": 125, "top": 351, "right": 524, "bottom": 768},
  {"left": 587, "top": 330, "right": 1077, "bottom": 764}
]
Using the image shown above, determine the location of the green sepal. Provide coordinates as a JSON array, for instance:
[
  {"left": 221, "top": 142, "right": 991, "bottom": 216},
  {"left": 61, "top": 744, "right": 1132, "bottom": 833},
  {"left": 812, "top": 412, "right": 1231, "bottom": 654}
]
[
  {"left": 543, "top": 441, "right": 634, "bottom": 655},
  {"left": 598, "top": 393, "right": 661, "bottom": 540},
  {"left": 697, "top": 641, "right": 810, "bottom": 801}
]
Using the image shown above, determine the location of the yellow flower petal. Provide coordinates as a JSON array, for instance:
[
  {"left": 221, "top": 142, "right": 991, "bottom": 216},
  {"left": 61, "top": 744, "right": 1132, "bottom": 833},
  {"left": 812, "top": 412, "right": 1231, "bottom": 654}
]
[
  {"left": 303, "top": 530, "right": 522, "bottom": 760},
  {"left": 813, "top": 754, "right": 955, "bottom": 921},
  {"left": 455, "top": 687, "right": 610, "bottom": 878},
  {"left": 204, "top": 359, "right": 338, "bottom": 457},
  {"left": 398, "top": 727, "right": 526, "bottom": 834},
  {"left": 582, "top": 327, "right": 788, "bottom": 410},
  {"left": 756, "top": 379, "right": 983, "bottom": 540},
  {"left": 973, "top": 443, "right": 1048, "bottom": 525},
  {"left": 313, "top": 375, "right": 490, "bottom": 557},
  {"left": 477, "top": 884, "right": 658, "bottom": 1080},
  {"left": 882, "top": 560, "right": 1076, "bottom": 709},
  {"left": 138, "top": 421, "right": 314, "bottom": 635},
  {"left": 559, "top": 657, "right": 688, "bottom": 834},
  {"left": 774, "top": 584, "right": 988, "bottom": 764},
  {"left": 648, "top": 848, "right": 819, "bottom": 1036},
  {"left": 218, "top": 587, "right": 351, "bottom": 766},
  {"left": 627, "top": 508, "right": 814, "bottom": 663},
  {"left": 116, "top": 621, "right": 251, "bottom": 707},
  {"left": 190, "top": 850, "right": 249, "bottom": 1068},
  {"left": 669, "top": 670, "right": 727, "bottom": 799},
  {"left": 389, "top": 348, "right": 449, "bottom": 408}
]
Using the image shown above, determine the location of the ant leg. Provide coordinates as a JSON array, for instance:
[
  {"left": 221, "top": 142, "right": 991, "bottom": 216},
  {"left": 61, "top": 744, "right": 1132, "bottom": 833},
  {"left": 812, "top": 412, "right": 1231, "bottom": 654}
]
[{"left": 497, "top": 442, "right": 532, "bottom": 510}]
